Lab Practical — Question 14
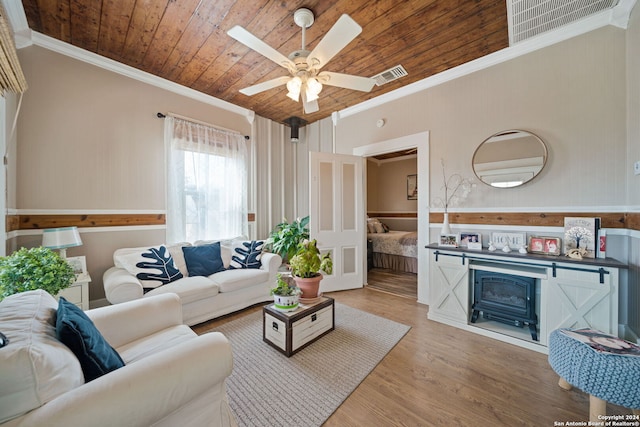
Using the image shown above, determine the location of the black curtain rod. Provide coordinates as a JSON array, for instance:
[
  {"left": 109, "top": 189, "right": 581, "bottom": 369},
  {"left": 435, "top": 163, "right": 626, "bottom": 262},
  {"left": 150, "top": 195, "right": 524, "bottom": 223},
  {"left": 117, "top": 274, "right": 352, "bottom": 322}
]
[{"left": 156, "top": 112, "right": 250, "bottom": 140}]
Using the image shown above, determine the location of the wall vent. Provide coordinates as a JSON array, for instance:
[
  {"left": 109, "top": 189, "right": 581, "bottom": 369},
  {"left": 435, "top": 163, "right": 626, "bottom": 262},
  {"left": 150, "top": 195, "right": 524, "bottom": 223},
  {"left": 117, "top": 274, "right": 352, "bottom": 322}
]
[
  {"left": 509, "top": 0, "right": 619, "bottom": 44},
  {"left": 371, "top": 65, "right": 408, "bottom": 86}
]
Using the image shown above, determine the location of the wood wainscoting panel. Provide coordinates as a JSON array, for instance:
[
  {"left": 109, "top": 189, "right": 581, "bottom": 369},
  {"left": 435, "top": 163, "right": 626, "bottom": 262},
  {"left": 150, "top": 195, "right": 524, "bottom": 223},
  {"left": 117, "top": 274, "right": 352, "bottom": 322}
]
[
  {"left": 627, "top": 212, "right": 640, "bottom": 231},
  {"left": 429, "top": 212, "right": 630, "bottom": 229},
  {"left": 6, "top": 213, "right": 258, "bottom": 232},
  {"left": 6, "top": 211, "right": 636, "bottom": 232},
  {"left": 14, "top": 214, "right": 166, "bottom": 230},
  {"left": 368, "top": 212, "right": 418, "bottom": 218}
]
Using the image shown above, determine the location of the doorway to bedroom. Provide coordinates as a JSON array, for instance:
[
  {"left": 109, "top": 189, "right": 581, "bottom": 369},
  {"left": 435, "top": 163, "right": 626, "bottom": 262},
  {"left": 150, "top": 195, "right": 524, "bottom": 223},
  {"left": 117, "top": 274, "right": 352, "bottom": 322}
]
[
  {"left": 353, "top": 131, "right": 429, "bottom": 304},
  {"left": 365, "top": 150, "right": 418, "bottom": 299}
]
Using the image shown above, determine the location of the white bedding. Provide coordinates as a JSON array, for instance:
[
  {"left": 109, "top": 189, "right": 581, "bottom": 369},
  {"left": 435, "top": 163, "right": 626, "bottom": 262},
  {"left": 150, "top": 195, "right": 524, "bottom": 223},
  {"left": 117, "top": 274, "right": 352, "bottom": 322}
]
[{"left": 367, "top": 230, "right": 418, "bottom": 258}]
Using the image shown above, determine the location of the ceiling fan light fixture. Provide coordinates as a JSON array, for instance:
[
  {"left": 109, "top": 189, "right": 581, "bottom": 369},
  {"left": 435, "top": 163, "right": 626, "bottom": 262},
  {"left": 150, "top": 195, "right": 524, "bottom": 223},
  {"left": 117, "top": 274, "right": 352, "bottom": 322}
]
[
  {"left": 286, "top": 76, "right": 302, "bottom": 101},
  {"left": 305, "top": 77, "right": 322, "bottom": 101}
]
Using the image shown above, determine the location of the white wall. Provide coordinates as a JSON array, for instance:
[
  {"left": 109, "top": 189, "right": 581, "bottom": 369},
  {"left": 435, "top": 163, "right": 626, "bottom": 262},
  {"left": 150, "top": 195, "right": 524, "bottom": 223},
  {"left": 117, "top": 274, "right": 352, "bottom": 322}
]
[{"left": 335, "top": 26, "right": 627, "bottom": 211}]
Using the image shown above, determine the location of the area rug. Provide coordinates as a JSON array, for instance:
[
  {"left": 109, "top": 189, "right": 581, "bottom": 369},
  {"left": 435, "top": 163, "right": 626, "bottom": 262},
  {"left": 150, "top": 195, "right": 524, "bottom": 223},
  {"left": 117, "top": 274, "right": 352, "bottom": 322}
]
[{"left": 214, "top": 303, "right": 410, "bottom": 427}]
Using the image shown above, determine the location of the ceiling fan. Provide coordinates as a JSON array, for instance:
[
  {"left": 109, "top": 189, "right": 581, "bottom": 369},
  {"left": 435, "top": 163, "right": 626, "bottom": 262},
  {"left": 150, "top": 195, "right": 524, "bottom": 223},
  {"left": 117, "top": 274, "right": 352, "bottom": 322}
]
[{"left": 227, "top": 8, "right": 376, "bottom": 115}]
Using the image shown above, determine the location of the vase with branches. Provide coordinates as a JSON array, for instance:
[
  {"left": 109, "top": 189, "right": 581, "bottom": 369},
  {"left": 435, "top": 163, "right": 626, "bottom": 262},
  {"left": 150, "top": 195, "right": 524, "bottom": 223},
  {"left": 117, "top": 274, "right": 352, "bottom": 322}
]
[{"left": 432, "top": 159, "right": 475, "bottom": 234}]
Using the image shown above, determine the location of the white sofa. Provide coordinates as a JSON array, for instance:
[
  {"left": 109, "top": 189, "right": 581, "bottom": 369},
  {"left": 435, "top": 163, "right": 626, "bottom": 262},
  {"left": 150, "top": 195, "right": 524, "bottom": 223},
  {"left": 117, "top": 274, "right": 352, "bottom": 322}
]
[
  {"left": 0, "top": 290, "right": 237, "bottom": 427},
  {"left": 103, "top": 240, "right": 282, "bottom": 326}
]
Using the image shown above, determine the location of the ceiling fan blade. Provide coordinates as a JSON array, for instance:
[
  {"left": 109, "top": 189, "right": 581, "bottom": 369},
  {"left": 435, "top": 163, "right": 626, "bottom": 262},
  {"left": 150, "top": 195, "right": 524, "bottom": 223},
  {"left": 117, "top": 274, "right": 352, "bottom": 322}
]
[
  {"left": 307, "top": 14, "right": 362, "bottom": 70},
  {"left": 227, "top": 26, "right": 295, "bottom": 70},
  {"left": 239, "top": 76, "right": 291, "bottom": 96},
  {"left": 319, "top": 71, "right": 376, "bottom": 92}
]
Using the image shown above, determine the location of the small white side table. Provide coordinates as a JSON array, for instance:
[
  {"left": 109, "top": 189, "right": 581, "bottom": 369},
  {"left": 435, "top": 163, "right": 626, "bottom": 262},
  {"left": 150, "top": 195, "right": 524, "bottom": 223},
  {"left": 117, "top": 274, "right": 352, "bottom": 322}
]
[{"left": 57, "top": 273, "right": 91, "bottom": 310}]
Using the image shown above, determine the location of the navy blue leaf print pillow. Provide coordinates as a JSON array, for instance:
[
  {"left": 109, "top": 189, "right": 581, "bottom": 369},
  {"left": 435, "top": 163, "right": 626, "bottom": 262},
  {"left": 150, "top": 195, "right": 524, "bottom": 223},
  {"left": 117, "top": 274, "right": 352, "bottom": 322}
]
[
  {"left": 119, "top": 246, "right": 183, "bottom": 292},
  {"left": 229, "top": 240, "right": 264, "bottom": 269}
]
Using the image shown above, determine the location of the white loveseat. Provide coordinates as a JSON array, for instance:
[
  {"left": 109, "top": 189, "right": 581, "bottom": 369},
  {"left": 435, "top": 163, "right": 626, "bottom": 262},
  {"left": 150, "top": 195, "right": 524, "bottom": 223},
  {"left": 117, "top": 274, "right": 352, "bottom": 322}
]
[
  {"left": 103, "top": 240, "right": 281, "bottom": 326},
  {"left": 0, "top": 290, "right": 237, "bottom": 427}
]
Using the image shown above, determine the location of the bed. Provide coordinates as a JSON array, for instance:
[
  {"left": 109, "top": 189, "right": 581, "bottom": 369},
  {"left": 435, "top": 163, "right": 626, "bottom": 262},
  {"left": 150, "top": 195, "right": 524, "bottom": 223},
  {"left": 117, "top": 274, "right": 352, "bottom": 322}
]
[{"left": 367, "top": 230, "right": 418, "bottom": 273}]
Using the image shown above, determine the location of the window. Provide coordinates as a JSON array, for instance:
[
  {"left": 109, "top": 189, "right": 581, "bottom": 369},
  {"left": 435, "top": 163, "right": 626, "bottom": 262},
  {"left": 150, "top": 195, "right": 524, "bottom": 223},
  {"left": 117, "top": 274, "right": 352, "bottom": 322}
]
[{"left": 165, "top": 116, "right": 248, "bottom": 243}]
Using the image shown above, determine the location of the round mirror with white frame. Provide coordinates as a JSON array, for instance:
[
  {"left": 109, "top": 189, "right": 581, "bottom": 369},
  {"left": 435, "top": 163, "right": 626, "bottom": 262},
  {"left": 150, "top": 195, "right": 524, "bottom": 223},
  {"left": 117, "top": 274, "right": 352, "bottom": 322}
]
[{"left": 472, "top": 130, "right": 548, "bottom": 188}]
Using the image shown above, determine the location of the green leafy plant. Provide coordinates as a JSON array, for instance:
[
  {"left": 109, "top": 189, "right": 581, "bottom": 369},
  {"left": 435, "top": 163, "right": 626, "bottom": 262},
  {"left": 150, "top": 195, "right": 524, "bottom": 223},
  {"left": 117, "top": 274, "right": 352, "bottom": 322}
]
[
  {"left": 270, "top": 274, "right": 303, "bottom": 296},
  {"left": 0, "top": 247, "right": 76, "bottom": 300},
  {"left": 289, "top": 239, "right": 333, "bottom": 279},
  {"left": 266, "top": 216, "right": 310, "bottom": 262}
]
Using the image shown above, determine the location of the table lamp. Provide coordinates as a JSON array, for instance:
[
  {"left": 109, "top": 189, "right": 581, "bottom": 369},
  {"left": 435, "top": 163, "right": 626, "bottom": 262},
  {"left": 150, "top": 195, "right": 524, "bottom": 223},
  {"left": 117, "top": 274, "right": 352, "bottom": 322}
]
[{"left": 42, "top": 226, "right": 83, "bottom": 258}]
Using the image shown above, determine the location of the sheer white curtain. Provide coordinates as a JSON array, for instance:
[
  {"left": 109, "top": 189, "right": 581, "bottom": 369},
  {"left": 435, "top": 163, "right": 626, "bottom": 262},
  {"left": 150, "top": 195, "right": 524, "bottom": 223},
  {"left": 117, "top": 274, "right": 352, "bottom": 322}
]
[{"left": 165, "top": 116, "right": 248, "bottom": 244}]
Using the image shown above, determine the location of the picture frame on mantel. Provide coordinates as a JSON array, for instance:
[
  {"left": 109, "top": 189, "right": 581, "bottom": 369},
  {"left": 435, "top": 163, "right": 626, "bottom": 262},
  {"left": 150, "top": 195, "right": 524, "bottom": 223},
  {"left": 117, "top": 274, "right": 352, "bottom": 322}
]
[
  {"left": 460, "top": 232, "right": 482, "bottom": 250},
  {"left": 528, "top": 236, "right": 561, "bottom": 255},
  {"left": 439, "top": 234, "right": 458, "bottom": 247}
]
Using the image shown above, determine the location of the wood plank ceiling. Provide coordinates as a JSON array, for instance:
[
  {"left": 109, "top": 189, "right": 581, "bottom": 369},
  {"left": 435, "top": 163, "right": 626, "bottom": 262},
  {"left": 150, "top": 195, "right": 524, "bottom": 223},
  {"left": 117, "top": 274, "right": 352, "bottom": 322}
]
[{"left": 21, "top": 0, "right": 508, "bottom": 125}]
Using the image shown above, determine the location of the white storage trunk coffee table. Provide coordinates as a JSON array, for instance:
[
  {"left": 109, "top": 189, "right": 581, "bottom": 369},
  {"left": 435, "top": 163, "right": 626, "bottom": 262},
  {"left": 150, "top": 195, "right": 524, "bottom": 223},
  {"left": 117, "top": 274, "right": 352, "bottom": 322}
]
[{"left": 263, "top": 296, "right": 335, "bottom": 357}]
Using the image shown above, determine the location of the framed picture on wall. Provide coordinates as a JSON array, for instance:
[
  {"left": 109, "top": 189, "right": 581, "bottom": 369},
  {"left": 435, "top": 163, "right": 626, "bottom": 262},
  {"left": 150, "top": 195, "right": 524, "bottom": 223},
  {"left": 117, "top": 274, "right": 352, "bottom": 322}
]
[{"left": 407, "top": 174, "right": 417, "bottom": 200}]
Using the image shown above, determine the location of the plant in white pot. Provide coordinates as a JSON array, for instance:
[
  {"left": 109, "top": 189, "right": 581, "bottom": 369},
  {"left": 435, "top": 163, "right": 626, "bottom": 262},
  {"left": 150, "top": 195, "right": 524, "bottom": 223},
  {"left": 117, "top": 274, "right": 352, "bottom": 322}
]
[
  {"left": 270, "top": 274, "right": 303, "bottom": 312},
  {"left": 289, "top": 239, "right": 332, "bottom": 300}
]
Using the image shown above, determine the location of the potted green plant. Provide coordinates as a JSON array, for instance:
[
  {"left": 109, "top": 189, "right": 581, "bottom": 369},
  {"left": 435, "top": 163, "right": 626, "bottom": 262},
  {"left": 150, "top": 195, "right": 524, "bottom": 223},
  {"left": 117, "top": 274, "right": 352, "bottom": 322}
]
[
  {"left": 270, "top": 274, "right": 302, "bottom": 312},
  {"left": 289, "top": 239, "right": 332, "bottom": 300},
  {"left": 0, "top": 246, "right": 76, "bottom": 300},
  {"left": 266, "top": 216, "right": 309, "bottom": 263}
]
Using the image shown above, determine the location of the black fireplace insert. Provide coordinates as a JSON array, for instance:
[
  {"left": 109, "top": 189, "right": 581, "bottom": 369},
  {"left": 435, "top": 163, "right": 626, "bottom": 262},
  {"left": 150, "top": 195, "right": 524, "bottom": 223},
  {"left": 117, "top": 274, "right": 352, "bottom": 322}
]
[{"left": 470, "top": 270, "right": 538, "bottom": 340}]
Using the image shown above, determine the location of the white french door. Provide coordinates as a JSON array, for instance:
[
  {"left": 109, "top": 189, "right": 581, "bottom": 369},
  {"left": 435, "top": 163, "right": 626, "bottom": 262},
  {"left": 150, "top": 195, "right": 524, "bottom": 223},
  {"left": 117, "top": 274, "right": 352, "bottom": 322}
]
[{"left": 309, "top": 152, "right": 364, "bottom": 292}]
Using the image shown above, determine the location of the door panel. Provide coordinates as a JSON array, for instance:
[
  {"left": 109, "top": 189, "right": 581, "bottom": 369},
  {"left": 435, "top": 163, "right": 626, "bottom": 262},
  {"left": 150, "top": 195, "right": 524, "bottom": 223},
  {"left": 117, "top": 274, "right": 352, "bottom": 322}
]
[{"left": 310, "top": 152, "right": 364, "bottom": 292}]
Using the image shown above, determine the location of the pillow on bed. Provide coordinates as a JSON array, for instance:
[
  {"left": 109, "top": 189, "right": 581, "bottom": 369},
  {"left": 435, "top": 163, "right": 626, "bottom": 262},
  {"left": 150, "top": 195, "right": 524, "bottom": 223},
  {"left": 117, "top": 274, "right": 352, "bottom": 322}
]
[{"left": 373, "top": 222, "right": 385, "bottom": 233}]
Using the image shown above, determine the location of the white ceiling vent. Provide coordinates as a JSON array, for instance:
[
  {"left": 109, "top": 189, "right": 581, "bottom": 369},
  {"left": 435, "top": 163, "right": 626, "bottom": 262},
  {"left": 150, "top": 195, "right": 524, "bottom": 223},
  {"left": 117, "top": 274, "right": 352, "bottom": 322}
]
[
  {"left": 509, "top": 0, "right": 620, "bottom": 44},
  {"left": 371, "top": 65, "right": 408, "bottom": 86}
]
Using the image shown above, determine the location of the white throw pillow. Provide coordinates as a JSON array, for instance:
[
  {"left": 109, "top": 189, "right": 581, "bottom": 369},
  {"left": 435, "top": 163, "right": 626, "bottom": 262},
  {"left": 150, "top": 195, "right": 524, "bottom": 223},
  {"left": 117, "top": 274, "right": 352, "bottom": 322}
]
[
  {"left": 166, "top": 242, "right": 191, "bottom": 277},
  {"left": 117, "top": 246, "right": 184, "bottom": 290},
  {"left": 0, "top": 290, "right": 84, "bottom": 423}
]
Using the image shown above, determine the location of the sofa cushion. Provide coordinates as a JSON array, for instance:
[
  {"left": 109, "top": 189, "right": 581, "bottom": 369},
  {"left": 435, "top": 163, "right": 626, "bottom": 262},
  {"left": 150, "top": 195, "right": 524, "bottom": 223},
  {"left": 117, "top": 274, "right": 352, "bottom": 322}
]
[
  {"left": 56, "top": 297, "right": 125, "bottom": 382},
  {"left": 210, "top": 268, "right": 270, "bottom": 293},
  {"left": 228, "top": 240, "right": 264, "bottom": 269},
  {"left": 117, "top": 245, "right": 184, "bottom": 291},
  {"left": 116, "top": 324, "right": 196, "bottom": 364},
  {"left": 0, "top": 290, "right": 84, "bottom": 423},
  {"left": 145, "top": 276, "right": 219, "bottom": 304},
  {"left": 183, "top": 242, "right": 226, "bottom": 276}
]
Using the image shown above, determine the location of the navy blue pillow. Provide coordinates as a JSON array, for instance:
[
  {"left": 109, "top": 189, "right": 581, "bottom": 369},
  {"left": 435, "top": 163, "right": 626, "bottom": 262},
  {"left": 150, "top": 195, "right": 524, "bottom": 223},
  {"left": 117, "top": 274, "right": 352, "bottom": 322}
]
[
  {"left": 229, "top": 240, "right": 264, "bottom": 269},
  {"left": 183, "top": 242, "right": 226, "bottom": 276},
  {"left": 56, "top": 297, "right": 125, "bottom": 382}
]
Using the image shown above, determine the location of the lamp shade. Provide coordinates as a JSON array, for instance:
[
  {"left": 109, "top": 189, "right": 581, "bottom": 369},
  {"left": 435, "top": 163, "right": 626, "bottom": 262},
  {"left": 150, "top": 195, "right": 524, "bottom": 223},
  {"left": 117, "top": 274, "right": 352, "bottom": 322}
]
[{"left": 42, "top": 227, "right": 83, "bottom": 250}]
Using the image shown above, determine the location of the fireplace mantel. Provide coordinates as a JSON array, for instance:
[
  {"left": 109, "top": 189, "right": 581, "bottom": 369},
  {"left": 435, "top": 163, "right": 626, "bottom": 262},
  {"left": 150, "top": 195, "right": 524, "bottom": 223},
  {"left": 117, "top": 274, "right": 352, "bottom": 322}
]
[{"left": 426, "top": 244, "right": 625, "bottom": 353}]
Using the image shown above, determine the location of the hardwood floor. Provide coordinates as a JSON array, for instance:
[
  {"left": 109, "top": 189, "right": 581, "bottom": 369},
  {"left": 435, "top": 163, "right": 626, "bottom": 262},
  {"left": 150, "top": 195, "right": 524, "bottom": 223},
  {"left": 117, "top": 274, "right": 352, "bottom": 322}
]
[
  {"left": 366, "top": 268, "right": 417, "bottom": 299},
  {"left": 193, "top": 288, "right": 629, "bottom": 426}
]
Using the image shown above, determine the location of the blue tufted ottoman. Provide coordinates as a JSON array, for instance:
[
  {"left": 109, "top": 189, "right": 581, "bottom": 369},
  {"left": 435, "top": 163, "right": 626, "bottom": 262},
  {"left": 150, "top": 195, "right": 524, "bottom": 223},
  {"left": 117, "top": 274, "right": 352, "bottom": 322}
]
[{"left": 548, "top": 329, "right": 640, "bottom": 422}]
